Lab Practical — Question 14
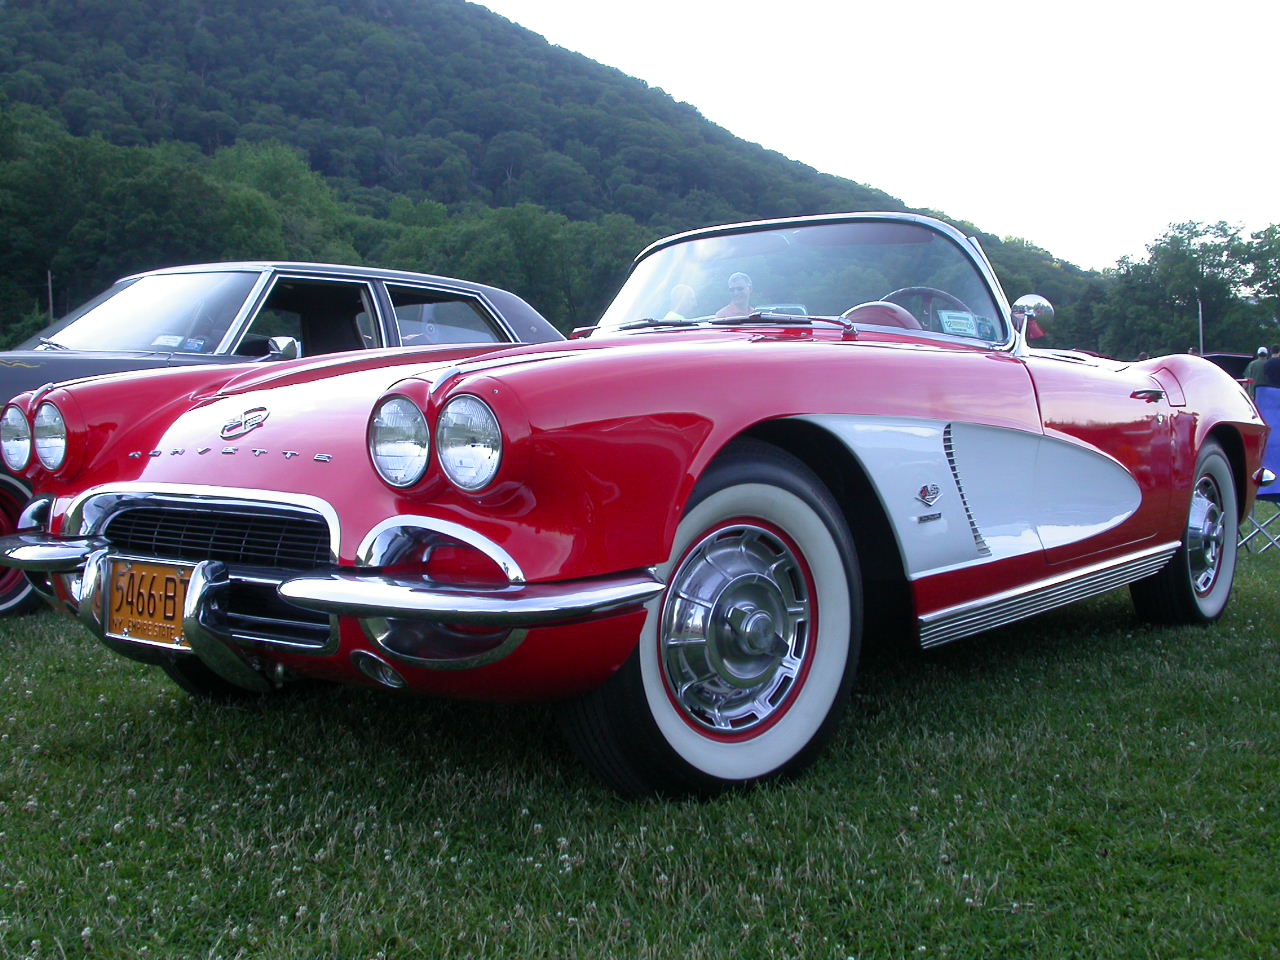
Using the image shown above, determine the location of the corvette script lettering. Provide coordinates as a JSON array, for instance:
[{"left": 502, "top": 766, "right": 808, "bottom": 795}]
[{"left": 129, "top": 448, "right": 332, "bottom": 462}]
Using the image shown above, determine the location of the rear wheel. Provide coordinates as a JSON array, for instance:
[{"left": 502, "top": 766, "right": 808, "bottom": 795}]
[
  {"left": 0, "top": 473, "right": 40, "bottom": 616},
  {"left": 562, "top": 440, "right": 861, "bottom": 796},
  {"left": 1131, "top": 440, "right": 1237, "bottom": 624}
]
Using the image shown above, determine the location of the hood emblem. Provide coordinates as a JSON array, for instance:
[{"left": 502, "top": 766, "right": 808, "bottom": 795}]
[
  {"left": 220, "top": 406, "right": 269, "bottom": 440},
  {"left": 916, "top": 483, "right": 942, "bottom": 507}
]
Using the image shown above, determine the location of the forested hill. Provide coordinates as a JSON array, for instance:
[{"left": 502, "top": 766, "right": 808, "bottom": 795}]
[
  {"left": 0, "top": 0, "right": 1090, "bottom": 338},
  {"left": 1, "top": 0, "right": 901, "bottom": 221}
]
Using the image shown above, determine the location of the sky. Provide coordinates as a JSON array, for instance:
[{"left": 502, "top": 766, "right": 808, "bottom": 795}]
[{"left": 474, "top": 0, "right": 1276, "bottom": 272}]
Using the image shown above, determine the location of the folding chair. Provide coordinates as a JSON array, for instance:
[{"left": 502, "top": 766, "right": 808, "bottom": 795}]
[{"left": 1240, "top": 386, "right": 1280, "bottom": 551}]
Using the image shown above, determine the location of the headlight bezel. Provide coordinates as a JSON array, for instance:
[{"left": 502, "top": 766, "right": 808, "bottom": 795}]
[
  {"left": 436, "top": 394, "right": 504, "bottom": 493},
  {"left": 1, "top": 404, "right": 32, "bottom": 472},
  {"left": 32, "top": 401, "right": 68, "bottom": 472},
  {"left": 368, "top": 394, "right": 432, "bottom": 489}
]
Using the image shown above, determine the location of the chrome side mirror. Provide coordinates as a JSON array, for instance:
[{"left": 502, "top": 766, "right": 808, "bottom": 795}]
[
  {"left": 1011, "top": 295, "right": 1054, "bottom": 339},
  {"left": 265, "top": 336, "right": 300, "bottom": 360}
]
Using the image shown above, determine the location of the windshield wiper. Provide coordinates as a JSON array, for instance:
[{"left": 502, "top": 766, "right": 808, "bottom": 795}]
[
  {"left": 615, "top": 317, "right": 702, "bottom": 331},
  {"left": 711, "top": 312, "right": 856, "bottom": 334},
  {"left": 36, "top": 337, "right": 72, "bottom": 351},
  {"left": 615, "top": 312, "right": 858, "bottom": 336}
]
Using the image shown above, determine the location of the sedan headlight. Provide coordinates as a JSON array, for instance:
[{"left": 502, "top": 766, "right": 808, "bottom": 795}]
[
  {"left": 437, "top": 395, "right": 502, "bottom": 491},
  {"left": 0, "top": 405, "right": 31, "bottom": 471},
  {"left": 33, "top": 402, "right": 68, "bottom": 471},
  {"left": 369, "top": 397, "right": 431, "bottom": 488}
]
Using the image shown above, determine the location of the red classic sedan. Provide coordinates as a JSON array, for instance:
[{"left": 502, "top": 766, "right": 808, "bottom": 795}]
[{"left": 0, "top": 213, "right": 1267, "bottom": 796}]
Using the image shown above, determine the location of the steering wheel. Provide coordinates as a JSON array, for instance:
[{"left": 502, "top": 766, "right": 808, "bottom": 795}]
[{"left": 882, "top": 286, "right": 973, "bottom": 331}]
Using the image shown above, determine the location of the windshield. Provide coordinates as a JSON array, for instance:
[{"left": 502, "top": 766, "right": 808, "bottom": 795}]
[
  {"left": 42, "top": 271, "right": 261, "bottom": 353},
  {"left": 597, "top": 220, "right": 1007, "bottom": 344}
]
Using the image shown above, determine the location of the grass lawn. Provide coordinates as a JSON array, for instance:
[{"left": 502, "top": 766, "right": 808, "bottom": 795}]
[{"left": 1, "top": 550, "right": 1277, "bottom": 959}]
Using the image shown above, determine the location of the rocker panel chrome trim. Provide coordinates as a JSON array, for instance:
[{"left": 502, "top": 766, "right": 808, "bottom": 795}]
[{"left": 918, "top": 542, "right": 1179, "bottom": 649}]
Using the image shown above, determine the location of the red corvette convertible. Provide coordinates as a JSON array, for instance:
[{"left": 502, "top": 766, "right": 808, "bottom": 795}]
[{"left": 0, "top": 213, "right": 1267, "bottom": 795}]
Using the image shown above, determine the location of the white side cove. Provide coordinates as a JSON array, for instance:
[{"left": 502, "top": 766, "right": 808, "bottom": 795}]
[{"left": 802, "top": 415, "right": 1142, "bottom": 579}]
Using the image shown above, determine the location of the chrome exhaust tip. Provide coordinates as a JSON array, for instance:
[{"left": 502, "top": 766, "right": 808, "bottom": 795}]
[{"left": 352, "top": 650, "right": 407, "bottom": 689}]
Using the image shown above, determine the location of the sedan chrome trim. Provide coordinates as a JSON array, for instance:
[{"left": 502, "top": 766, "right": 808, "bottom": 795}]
[
  {"left": 918, "top": 542, "right": 1179, "bottom": 649},
  {"left": 278, "top": 569, "right": 664, "bottom": 626}
]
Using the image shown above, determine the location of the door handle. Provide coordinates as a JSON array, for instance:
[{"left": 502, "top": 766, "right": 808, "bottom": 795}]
[{"left": 1130, "top": 388, "right": 1165, "bottom": 402}]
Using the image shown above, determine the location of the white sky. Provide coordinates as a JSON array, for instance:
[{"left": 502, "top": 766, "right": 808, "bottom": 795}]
[{"left": 474, "top": 0, "right": 1277, "bottom": 271}]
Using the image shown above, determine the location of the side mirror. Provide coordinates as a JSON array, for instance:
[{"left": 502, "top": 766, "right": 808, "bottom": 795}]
[
  {"left": 264, "top": 336, "right": 300, "bottom": 361},
  {"left": 1011, "top": 294, "right": 1053, "bottom": 340}
]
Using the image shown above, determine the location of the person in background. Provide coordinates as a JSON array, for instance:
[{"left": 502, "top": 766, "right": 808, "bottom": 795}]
[
  {"left": 664, "top": 284, "right": 697, "bottom": 320},
  {"left": 1262, "top": 345, "right": 1280, "bottom": 394},
  {"left": 1245, "top": 345, "right": 1271, "bottom": 397},
  {"left": 716, "top": 272, "right": 752, "bottom": 318}
]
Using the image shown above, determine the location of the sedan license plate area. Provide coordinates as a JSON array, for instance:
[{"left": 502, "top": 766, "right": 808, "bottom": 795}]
[{"left": 105, "top": 557, "right": 194, "bottom": 649}]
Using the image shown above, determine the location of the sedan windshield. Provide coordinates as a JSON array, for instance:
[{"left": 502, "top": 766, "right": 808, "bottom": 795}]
[
  {"left": 597, "top": 220, "right": 1007, "bottom": 344},
  {"left": 41, "top": 271, "right": 261, "bottom": 353}
]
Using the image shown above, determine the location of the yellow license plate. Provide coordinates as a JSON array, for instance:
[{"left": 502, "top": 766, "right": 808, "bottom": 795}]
[{"left": 106, "top": 558, "right": 194, "bottom": 648}]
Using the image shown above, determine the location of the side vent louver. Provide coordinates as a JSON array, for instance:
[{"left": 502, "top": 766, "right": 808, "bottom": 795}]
[{"left": 942, "top": 423, "right": 991, "bottom": 558}]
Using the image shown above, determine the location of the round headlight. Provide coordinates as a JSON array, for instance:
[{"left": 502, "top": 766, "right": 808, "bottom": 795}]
[
  {"left": 0, "top": 405, "right": 32, "bottom": 471},
  {"left": 369, "top": 396, "right": 430, "bottom": 487},
  {"left": 437, "top": 395, "right": 502, "bottom": 491},
  {"left": 33, "top": 402, "right": 68, "bottom": 471}
]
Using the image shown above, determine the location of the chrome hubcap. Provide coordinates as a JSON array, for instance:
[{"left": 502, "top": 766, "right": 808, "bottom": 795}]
[
  {"left": 1187, "top": 474, "right": 1225, "bottom": 595},
  {"left": 661, "top": 524, "right": 811, "bottom": 734}
]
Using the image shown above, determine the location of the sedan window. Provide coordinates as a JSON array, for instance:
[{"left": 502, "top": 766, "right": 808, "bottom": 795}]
[
  {"left": 42, "top": 272, "right": 260, "bottom": 353},
  {"left": 233, "top": 279, "right": 379, "bottom": 357},
  {"left": 387, "top": 285, "right": 504, "bottom": 345}
]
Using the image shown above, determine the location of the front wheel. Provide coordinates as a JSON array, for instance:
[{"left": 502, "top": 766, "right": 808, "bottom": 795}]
[
  {"left": 1131, "top": 440, "right": 1238, "bottom": 624},
  {"left": 562, "top": 440, "right": 862, "bottom": 797}
]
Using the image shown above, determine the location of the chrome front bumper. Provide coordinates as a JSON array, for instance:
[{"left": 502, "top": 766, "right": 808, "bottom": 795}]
[
  {"left": 0, "top": 529, "right": 664, "bottom": 686},
  {"left": 277, "top": 569, "right": 664, "bottom": 625}
]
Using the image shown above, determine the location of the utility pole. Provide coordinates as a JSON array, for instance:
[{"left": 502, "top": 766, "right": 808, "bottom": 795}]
[{"left": 1196, "top": 287, "right": 1204, "bottom": 355}]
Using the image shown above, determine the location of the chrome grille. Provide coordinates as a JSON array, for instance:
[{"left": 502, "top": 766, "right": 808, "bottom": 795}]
[
  {"left": 100, "top": 502, "right": 333, "bottom": 649},
  {"left": 103, "top": 506, "right": 330, "bottom": 569}
]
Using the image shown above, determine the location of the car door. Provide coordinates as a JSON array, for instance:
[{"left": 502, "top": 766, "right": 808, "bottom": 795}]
[
  {"left": 1020, "top": 351, "right": 1175, "bottom": 564},
  {"left": 228, "top": 275, "right": 384, "bottom": 358}
]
